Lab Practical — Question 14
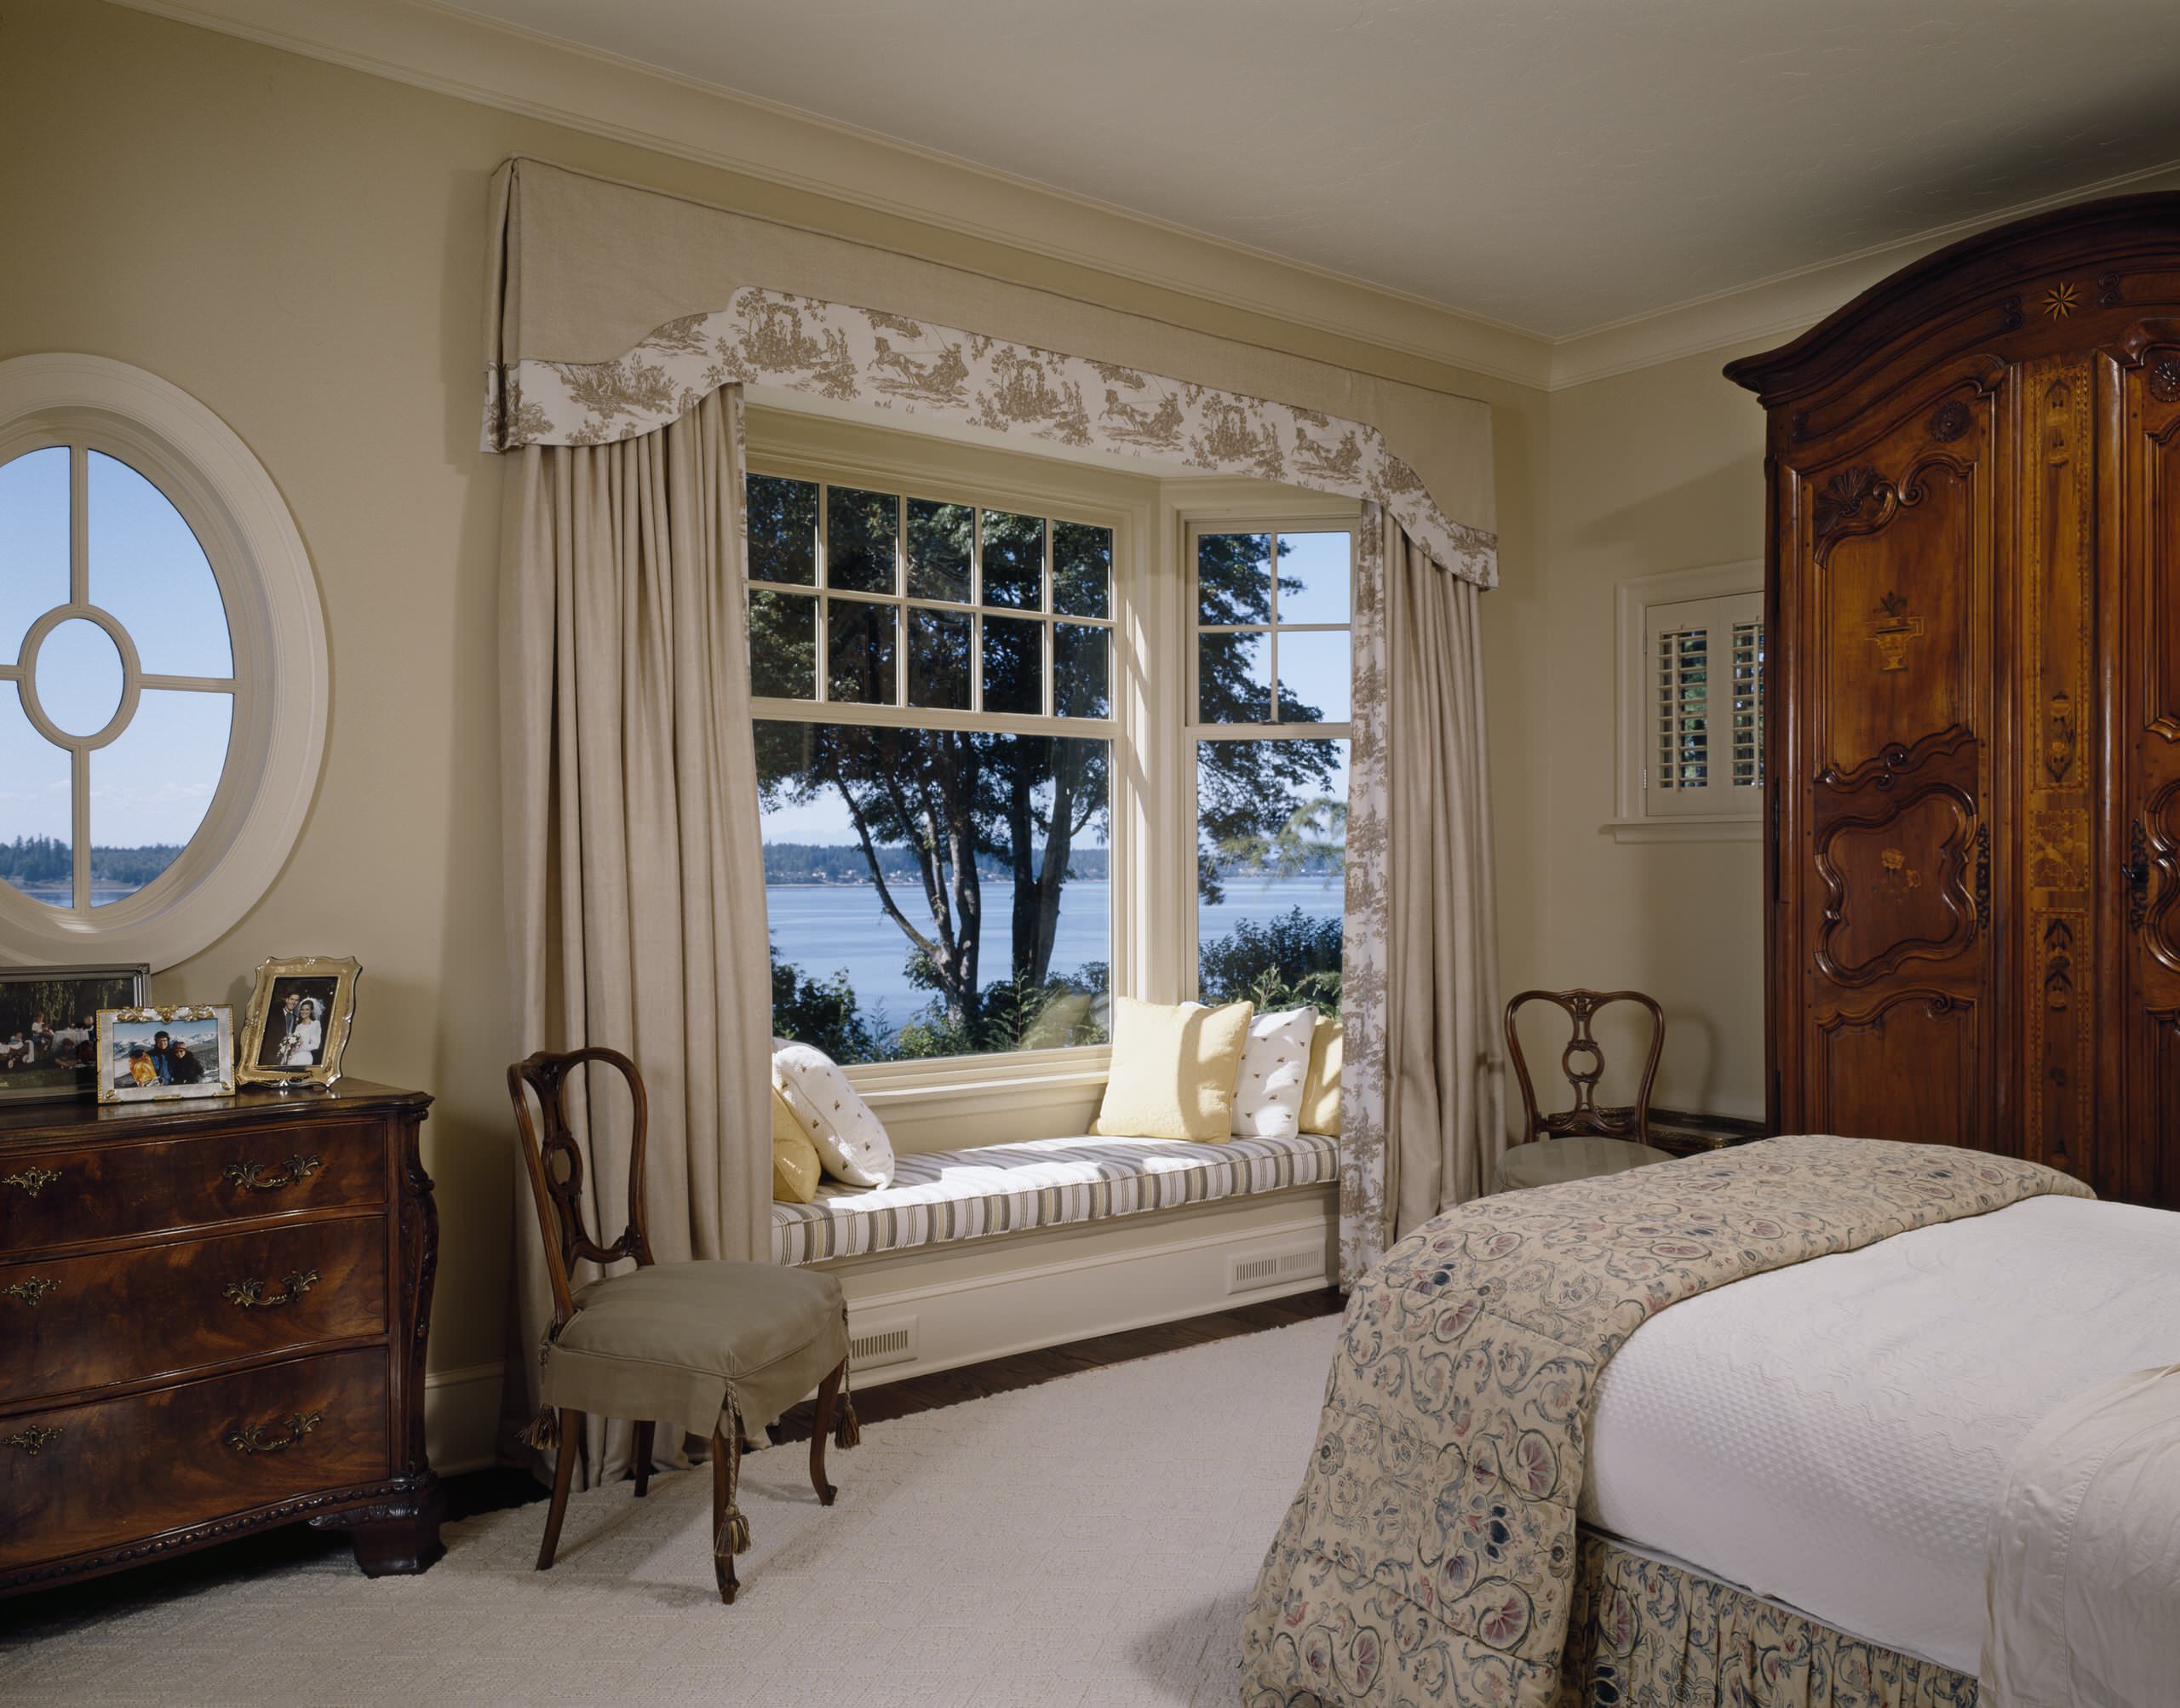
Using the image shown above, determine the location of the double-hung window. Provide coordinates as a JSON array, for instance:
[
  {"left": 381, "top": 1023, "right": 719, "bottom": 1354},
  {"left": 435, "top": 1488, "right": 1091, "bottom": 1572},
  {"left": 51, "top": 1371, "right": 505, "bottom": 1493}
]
[
  {"left": 1186, "top": 523, "right": 1353, "bottom": 1011},
  {"left": 749, "top": 464, "right": 1121, "bottom": 1065}
]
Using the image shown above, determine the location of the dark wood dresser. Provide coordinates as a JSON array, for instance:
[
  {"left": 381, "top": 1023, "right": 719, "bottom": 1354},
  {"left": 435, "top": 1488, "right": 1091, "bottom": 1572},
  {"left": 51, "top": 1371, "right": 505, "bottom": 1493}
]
[{"left": 0, "top": 1080, "right": 442, "bottom": 1596}]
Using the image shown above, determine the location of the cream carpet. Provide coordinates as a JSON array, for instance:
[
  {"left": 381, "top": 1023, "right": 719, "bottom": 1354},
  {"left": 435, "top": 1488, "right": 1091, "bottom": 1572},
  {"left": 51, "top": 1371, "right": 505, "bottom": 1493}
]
[{"left": 0, "top": 1315, "right": 1340, "bottom": 1706}]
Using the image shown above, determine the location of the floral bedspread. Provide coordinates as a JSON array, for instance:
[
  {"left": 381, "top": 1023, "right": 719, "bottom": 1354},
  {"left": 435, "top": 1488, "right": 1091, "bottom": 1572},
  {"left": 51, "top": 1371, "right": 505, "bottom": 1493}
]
[{"left": 1239, "top": 1135, "right": 2091, "bottom": 1707}]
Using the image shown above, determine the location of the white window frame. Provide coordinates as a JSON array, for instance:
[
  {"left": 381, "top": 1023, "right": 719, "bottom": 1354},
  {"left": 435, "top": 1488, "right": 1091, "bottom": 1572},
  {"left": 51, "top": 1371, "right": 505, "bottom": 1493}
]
[
  {"left": 744, "top": 432, "right": 1147, "bottom": 1097},
  {"left": 0, "top": 354, "right": 327, "bottom": 970},
  {"left": 1177, "top": 497, "right": 1359, "bottom": 999},
  {"left": 1609, "top": 560, "right": 1764, "bottom": 844}
]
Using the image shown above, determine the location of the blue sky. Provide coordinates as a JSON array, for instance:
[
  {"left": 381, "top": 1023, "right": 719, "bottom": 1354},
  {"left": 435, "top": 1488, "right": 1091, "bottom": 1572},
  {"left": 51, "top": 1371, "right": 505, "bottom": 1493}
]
[{"left": 1, "top": 448, "right": 234, "bottom": 849}]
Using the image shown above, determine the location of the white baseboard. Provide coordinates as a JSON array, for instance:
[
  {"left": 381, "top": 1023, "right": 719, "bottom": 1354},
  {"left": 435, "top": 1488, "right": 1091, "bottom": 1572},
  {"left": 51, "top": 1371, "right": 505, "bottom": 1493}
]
[
  {"left": 424, "top": 1361, "right": 504, "bottom": 1476},
  {"left": 826, "top": 1190, "right": 1340, "bottom": 1390}
]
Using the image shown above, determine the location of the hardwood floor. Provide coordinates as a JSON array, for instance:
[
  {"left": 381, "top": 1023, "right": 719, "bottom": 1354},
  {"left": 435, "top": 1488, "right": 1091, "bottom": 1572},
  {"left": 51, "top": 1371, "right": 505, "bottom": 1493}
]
[{"left": 2, "top": 1287, "right": 1347, "bottom": 1624}]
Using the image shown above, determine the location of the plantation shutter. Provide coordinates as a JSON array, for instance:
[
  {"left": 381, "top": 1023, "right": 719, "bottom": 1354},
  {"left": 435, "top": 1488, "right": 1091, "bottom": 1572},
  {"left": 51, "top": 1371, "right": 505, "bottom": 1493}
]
[{"left": 1643, "top": 591, "right": 1763, "bottom": 817}]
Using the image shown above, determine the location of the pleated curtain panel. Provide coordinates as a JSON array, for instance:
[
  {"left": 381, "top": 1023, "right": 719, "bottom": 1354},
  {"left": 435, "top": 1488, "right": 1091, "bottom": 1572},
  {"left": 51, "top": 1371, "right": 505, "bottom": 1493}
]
[
  {"left": 498, "top": 388, "right": 774, "bottom": 1488},
  {"left": 485, "top": 160, "right": 1507, "bottom": 1475},
  {"left": 1337, "top": 504, "right": 1507, "bottom": 1281}
]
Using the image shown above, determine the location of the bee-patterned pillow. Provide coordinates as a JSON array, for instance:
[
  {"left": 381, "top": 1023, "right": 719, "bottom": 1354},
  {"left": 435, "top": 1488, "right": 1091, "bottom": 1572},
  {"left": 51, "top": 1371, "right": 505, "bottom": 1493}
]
[
  {"left": 1229, "top": 1006, "right": 1319, "bottom": 1141},
  {"left": 772, "top": 1041, "right": 895, "bottom": 1189}
]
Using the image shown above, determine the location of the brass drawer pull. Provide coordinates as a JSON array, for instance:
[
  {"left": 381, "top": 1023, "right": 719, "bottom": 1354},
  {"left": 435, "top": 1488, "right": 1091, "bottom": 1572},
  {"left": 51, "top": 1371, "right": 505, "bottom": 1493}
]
[
  {"left": 223, "top": 1270, "right": 319, "bottom": 1310},
  {"left": 223, "top": 1155, "right": 324, "bottom": 1193},
  {"left": 3, "top": 1166, "right": 62, "bottom": 1198},
  {"left": 2, "top": 1276, "right": 59, "bottom": 1307},
  {"left": 3, "top": 1424, "right": 62, "bottom": 1455},
  {"left": 227, "top": 1410, "right": 324, "bottom": 1455}
]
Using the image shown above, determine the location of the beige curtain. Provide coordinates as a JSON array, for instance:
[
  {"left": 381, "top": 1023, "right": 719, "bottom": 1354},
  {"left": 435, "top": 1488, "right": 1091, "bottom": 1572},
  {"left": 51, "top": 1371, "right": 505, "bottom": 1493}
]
[
  {"left": 499, "top": 386, "right": 772, "bottom": 1489},
  {"left": 1385, "top": 513, "right": 1506, "bottom": 1233},
  {"left": 1340, "top": 505, "right": 1505, "bottom": 1279}
]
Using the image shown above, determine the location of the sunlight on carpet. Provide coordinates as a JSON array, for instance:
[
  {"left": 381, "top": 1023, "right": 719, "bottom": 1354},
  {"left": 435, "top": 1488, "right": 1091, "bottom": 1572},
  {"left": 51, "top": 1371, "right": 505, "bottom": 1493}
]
[{"left": 0, "top": 1315, "right": 1342, "bottom": 1706}]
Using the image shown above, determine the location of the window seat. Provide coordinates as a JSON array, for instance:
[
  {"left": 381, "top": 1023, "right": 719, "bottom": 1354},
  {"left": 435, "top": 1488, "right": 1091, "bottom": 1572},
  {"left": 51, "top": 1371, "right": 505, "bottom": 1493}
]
[{"left": 771, "top": 1130, "right": 1340, "bottom": 1267}]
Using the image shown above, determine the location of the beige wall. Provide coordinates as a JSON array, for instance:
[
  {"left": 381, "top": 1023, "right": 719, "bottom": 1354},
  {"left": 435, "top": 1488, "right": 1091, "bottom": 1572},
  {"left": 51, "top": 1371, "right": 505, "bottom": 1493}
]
[
  {"left": 0, "top": 0, "right": 1552, "bottom": 1380},
  {"left": 1525, "top": 348, "right": 1774, "bottom": 1116}
]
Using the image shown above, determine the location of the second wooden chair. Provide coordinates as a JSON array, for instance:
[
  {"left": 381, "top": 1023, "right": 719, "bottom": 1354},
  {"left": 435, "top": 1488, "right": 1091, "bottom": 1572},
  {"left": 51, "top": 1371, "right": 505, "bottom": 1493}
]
[{"left": 1497, "top": 988, "right": 1676, "bottom": 1192}]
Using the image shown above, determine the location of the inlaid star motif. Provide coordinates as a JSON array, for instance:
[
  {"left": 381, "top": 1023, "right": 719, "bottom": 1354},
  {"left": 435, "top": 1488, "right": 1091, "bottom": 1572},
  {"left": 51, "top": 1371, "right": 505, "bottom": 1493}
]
[{"left": 2041, "top": 282, "right": 2080, "bottom": 319}]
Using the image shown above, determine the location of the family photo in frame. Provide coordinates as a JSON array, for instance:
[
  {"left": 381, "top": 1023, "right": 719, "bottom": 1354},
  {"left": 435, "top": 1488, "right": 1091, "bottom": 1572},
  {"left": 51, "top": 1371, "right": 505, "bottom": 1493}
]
[
  {"left": 95, "top": 1006, "right": 236, "bottom": 1103},
  {"left": 0, "top": 965, "right": 149, "bottom": 1103},
  {"left": 238, "top": 955, "right": 360, "bottom": 1087}
]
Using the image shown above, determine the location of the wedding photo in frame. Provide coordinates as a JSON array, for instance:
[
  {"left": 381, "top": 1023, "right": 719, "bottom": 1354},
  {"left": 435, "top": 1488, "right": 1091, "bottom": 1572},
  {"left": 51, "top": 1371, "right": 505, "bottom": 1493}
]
[
  {"left": 238, "top": 955, "right": 360, "bottom": 1089},
  {"left": 95, "top": 1006, "right": 236, "bottom": 1104}
]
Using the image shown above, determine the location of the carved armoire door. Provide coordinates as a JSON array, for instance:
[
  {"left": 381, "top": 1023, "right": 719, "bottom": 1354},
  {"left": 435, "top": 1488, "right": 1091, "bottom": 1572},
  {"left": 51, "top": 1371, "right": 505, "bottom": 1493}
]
[
  {"left": 2114, "top": 332, "right": 2180, "bottom": 1209},
  {"left": 1777, "top": 361, "right": 2004, "bottom": 1149}
]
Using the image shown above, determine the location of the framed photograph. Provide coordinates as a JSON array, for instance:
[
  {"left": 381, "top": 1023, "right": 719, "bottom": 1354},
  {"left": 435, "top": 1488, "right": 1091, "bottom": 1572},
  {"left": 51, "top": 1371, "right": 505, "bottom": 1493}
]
[
  {"left": 0, "top": 965, "right": 150, "bottom": 1103},
  {"left": 237, "top": 956, "right": 359, "bottom": 1088},
  {"left": 95, "top": 1006, "right": 236, "bottom": 1103}
]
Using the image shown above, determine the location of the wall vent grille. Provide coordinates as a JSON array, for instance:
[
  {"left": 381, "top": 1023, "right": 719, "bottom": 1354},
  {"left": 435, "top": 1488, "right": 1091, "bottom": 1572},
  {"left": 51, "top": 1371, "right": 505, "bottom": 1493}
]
[
  {"left": 848, "top": 1316, "right": 919, "bottom": 1370},
  {"left": 1226, "top": 1244, "right": 1323, "bottom": 1295}
]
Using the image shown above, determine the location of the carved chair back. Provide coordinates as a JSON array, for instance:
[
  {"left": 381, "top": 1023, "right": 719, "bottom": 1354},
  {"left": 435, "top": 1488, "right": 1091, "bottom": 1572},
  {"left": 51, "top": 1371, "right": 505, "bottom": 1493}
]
[
  {"left": 1503, "top": 988, "right": 1666, "bottom": 1148},
  {"left": 508, "top": 1046, "right": 657, "bottom": 1329}
]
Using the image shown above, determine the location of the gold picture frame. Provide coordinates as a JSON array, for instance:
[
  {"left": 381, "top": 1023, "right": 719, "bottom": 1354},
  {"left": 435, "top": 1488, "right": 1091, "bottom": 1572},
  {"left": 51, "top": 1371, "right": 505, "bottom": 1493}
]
[
  {"left": 237, "top": 956, "right": 360, "bottom": 1089},
  {"left": 95, "top": 1006, "right": 237, "bottom": 1103}
]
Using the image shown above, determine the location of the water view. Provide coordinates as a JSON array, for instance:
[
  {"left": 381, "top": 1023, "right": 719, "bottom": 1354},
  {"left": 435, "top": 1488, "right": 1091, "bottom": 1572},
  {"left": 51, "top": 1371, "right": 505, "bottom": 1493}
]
[{"left": 767, "top": 872, "right": 1343, "bottom": 1038}]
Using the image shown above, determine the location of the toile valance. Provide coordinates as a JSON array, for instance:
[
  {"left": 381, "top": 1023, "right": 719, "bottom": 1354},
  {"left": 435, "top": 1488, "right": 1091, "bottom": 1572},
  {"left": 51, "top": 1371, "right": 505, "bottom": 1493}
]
[{"left": 482, "top": 158, "right": 1498, "bottom": 587}]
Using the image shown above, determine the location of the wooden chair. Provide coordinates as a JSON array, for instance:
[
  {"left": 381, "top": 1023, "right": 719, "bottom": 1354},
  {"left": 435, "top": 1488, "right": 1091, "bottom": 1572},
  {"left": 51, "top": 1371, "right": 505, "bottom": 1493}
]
[
  {"left": 508, "top": 1046, "right": 855, "bottom": 1605},
  {"left": 1497, "top": 988, "right": 1676, "bottom": 1192}
]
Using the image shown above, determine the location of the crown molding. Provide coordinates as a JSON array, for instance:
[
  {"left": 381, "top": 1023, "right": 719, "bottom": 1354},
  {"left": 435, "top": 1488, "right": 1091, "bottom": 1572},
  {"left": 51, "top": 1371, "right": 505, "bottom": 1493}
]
[
  {"left": 95, "top": 0, "right": 2180, "bottom": 398},
  {"left": 104, "top": 0, "right": 1557, "bottom": 392},
  {"left": 1547, "top": 154, "right": 2180, "bottom": 388}
]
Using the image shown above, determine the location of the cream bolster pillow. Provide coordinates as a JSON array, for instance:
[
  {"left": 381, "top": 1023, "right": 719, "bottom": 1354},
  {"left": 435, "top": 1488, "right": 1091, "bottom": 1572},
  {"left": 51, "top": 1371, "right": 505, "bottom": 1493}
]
[
  {"left": 1231, "top": 1006, "right": 1319, "bottom": 1140},
  {"left": 772, "top": 1040, "right": 895, "bottom": 1189},
  {"left": 1090, "top": 996, "right": 1254, "bottom": 1143},
  {"left": 1301, "top": 1017, "right": 1342, "bottom": 1136}
]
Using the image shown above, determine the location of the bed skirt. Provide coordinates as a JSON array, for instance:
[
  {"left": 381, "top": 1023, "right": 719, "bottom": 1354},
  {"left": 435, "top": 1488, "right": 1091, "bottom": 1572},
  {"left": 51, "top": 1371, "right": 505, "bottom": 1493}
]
[{"left": 1561, "top": 1532, "right": 1977, "bottom": 1708}]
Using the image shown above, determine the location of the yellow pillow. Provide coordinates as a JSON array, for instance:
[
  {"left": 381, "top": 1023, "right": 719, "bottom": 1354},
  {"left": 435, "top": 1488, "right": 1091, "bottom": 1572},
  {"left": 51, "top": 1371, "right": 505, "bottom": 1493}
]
[
  {"left": 771, "top": 1087, "right": 823, "bottom": 1204},
  {"left": 1300, "top": 1017, "right": 1342, "bottom": 1136},
  {"left": 1090, "top": 997, "right": 1255, "bottom": 1143}
]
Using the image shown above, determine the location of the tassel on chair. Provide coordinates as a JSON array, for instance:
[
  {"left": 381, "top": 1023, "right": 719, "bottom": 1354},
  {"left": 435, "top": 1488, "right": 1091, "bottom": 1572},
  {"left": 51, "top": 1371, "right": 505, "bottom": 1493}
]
[
  {"left": 518, "top": 1407, "right": 559, "bottom": 1451},
  {"left": 835, "top": 1316, "right": 862, "bottom": 1450},
  {"left": 721, "top": 1407, "right": 752, "bottom": 1556}
]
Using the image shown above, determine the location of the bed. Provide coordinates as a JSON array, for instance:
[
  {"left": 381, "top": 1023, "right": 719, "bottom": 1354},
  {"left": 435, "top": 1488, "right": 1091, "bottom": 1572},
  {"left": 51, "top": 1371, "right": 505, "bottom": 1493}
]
[{"left": 1239, "top": 1136, "right": 2180, "bottom": 1708}]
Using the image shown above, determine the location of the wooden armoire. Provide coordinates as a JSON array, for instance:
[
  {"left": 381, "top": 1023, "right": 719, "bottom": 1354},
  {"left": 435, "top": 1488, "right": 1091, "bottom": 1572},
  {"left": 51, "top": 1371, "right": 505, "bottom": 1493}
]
[{"left": 1726, "top": 194, "right": 2180, "bottom": 1210}]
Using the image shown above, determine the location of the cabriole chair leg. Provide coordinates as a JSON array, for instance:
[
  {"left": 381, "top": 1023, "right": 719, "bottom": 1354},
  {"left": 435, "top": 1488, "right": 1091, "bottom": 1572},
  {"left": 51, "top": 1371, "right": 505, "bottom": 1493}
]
[
  {"left": 536, "top": 1407, "right": 582, "bottom": 1571},
  {"left": 809, "top": 1364, "right": 841, "bottom": 1507},
  {"left": 631, "top": 1420, "right": 655, "bottom": 1498}
]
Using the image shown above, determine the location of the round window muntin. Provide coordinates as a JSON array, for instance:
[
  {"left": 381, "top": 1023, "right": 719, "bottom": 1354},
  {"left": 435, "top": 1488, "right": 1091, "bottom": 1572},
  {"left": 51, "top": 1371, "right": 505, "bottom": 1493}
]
[{"left": 0, "top": 355, "right": 326, "bottom": 971}]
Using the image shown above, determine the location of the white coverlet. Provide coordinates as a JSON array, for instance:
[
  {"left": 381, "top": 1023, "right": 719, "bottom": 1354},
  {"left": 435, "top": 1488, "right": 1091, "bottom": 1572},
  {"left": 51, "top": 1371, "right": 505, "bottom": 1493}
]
[
  {"left": 1982, "top": 1362, "right": 2180, "bottom": 1707},
  {"left": 1579, "top": 1195, "right": 2180, "bottom": 1674}
]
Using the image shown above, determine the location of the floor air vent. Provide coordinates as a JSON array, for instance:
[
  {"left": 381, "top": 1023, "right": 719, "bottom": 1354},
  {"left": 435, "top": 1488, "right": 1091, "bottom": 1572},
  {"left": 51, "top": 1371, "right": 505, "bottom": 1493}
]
[
  {"left": 847, "top": 1316, "right": 919, "bottom": 1371},
  {"left": 1226, "top": 1244, "right": 1322, "bottom": 1296}
]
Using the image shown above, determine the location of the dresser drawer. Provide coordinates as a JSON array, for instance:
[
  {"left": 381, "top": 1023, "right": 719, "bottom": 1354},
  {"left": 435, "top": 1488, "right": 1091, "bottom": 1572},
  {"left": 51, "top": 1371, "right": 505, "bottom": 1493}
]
[
  {"left": 0, "top": 1348, "right": 389, "bottom": 1573},
  {"left": 0, "top": 1216, "right": 387, "bottom": 1406},
  {"left": 0, "top": 1121, "right": 384, "bottom": 1251}
]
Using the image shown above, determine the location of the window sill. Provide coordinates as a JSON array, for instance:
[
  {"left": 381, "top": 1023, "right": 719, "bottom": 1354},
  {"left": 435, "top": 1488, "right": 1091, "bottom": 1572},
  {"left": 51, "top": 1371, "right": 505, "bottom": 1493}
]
[
  {"left": 1603, "top": 817, "right": 1761, "bottom": 845},
  {"left": 846, "top": 1046, "right": 1111, "bottom": 1111}
]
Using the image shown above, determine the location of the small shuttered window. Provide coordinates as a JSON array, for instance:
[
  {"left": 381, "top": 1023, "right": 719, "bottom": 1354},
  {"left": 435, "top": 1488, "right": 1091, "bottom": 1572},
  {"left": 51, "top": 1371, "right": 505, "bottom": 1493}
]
[{"left": 1643, "top": 591, "right": 1763, "bottom": 817}]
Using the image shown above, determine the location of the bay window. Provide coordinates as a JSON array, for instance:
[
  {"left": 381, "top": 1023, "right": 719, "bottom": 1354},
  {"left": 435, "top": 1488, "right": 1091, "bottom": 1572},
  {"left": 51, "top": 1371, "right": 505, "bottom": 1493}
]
[{"left": 747, "top": 428, "right": 1357, "bottom": 1079}]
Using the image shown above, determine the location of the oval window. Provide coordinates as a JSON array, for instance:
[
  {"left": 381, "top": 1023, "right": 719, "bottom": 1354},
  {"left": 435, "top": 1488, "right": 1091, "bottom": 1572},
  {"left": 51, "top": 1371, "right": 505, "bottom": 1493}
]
[
  {"left": 0, "top": 356, "right": 325, "bottom": 970},
  {"left": 3, "top": 448, "right": 238, "bottom": 909}
]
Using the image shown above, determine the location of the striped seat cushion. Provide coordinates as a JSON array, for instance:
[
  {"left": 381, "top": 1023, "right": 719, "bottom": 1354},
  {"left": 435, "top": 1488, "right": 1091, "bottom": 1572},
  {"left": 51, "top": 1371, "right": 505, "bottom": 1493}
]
[{"left": 770, "top": 1130, "right": 1340, "bottom": 1266}]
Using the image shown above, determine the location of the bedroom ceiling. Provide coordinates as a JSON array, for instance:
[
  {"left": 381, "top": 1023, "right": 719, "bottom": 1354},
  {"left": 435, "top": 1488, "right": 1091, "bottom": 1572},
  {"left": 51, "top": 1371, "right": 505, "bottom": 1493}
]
[{"left": 439, "top": 0, "right": 2180, "bottom": 340}]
